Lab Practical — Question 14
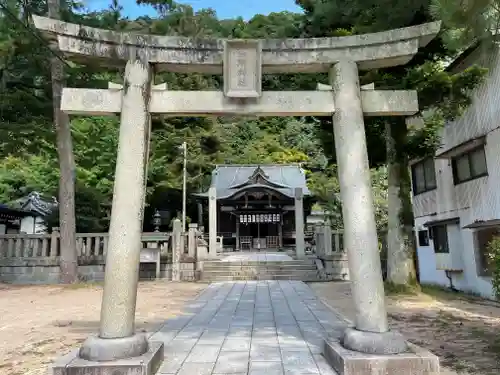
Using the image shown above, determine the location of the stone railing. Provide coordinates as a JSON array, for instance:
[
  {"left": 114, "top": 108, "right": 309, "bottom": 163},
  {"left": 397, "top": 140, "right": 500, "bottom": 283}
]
[
  {"left": 200, "top": 233, "right": 224, "bottom": 254},
  {"left": 314, "top": 225, "right": 388, "bottom": 255},
  {"left": 0, "top": 229, "right": 171, "bottom": 259},
  {"left": 0, "top": 233, "right": 55, "bottom": 258},
  {"left": 313, "top": 224, "right": 348, "bottom": 281},
  {"left": 0, "top": 229, "right": 202, "bottom": 284},
  {"left": 313, "top": 224, "right": 389, "bottom": 281},
  {"left": 314, "top": 225, "right": 344, "bottom": 256}
]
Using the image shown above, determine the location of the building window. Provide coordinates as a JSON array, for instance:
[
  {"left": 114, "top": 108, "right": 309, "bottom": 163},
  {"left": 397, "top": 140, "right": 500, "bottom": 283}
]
[
  {"left": 475, "top": 227, "right": 499, "bottom": 276},
  {"left": 452, "top": 147, "right": 488, "bottom": 184},
  {"left": 411, "top": 158, "right": 437, "bottom": 195},
  {"left": 431, "top": 225, "right": 449, "bottom": 253},
  {"left": 418, "top": 230, "right": 429, "bottom": 246}
]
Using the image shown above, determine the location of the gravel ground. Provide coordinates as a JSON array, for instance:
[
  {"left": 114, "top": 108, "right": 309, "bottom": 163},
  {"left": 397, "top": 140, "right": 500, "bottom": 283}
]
[
  {"left": 310, "top": 282, "right": 500, "bottom": 375},
  {"left": 0, "top": 281, "right": 206, "bottom": 375}
]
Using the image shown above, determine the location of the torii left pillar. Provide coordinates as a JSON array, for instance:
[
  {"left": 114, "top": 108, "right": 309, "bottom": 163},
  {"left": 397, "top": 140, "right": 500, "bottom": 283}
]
[{"left": 78, "top": 58, "right": 164, "bottom": 365}]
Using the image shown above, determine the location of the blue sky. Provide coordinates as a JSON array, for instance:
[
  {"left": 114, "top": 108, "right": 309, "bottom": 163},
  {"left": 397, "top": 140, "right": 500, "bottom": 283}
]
[{"left": 83, "top": 0, "right": 303, "bottom": 20}]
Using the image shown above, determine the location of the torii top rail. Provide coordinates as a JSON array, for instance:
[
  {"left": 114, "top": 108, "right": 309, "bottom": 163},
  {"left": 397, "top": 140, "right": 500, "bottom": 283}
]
[
  {"left": 32, "top": 16, "right": 440, "bottom": 118},
  {"left": 33, "top": 16, "right": 439, "bottom": 73}
]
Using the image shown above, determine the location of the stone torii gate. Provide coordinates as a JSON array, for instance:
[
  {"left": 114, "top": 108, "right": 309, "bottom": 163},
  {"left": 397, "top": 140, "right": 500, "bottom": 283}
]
[{"left": 33, "top": 15, "right": 440, "bottom": 375}]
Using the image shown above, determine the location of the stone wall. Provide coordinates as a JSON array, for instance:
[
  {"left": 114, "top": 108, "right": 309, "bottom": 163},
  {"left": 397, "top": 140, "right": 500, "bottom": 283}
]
[{"left": 0, "top": 257, "right": 196, "bottom": 284}]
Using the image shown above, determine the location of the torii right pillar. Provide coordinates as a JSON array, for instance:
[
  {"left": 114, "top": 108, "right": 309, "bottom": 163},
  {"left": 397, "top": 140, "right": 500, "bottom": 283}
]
[
  {"left": 323, "top": 59, "right": 439, "bottom": 374},
  {"left": 331, "top": 59, "right": 391, "bottom": 347}
]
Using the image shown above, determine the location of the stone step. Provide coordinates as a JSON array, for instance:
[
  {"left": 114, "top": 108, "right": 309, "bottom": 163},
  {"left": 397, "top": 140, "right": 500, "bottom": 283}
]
[
  {"left": 202, "top": 261, "right": 315, "bottom": 267},
  {"left": 203, "top": 264, "right": 316, "bottom": 271},
  {"left": 201, "top": 271, "right": 318, "bottom": 276},
  {"left": 201, "top": 260, "right": 315, "bottom": 266},
  {"left": 201, "top": 270, "right": 320, "bottom": 279},
  {"left": 200, "top": 273, "right": 322, "bottom": 282},
  {"left": 201, "top": 270, "right": 318, "bottom": 276},
  {"left": 199, "top": 258, "right": 321, "bottom": 282},
  {"left": 203, "top": 260, "right": 314, "bottom": 266}
]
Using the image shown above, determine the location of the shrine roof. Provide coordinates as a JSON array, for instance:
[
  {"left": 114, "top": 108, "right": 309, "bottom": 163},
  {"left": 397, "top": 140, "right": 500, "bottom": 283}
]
[
  {"left": 0, "top": 204, "right": 33, "bottom": 220},
  {"left": 196, "top": 164, "right": 311, "bottom": 200},
  {"left": 11, "top": 192, "right": 58, "bottom": 217}
]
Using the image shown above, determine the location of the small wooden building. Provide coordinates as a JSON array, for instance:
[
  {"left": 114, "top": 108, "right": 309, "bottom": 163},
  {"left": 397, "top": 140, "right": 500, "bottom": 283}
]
[
  {"left": 0, "top": 192, "right": 57, "bottom": 234},
  {"left": 0, "top": 204, "right": 37, "bottom": 234},
  {"left": 195, "top": 164, "right": 313, "bottom": 251}
]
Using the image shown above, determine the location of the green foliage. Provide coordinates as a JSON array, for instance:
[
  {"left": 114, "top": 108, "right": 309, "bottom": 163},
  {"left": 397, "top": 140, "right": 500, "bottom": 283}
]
[
  {"left": 306, "top": 165, "right": 341, "bottom": 225},
  {"left": 0, "top": 0, "right": 488, "bottom": 234},
  {"left": 0, "top": 3, "right": 334, "bottom": 229},
  {"left": 298, "top": 0, "right": 431, "bottom": 35},
  {"left": 430, "top": 0, "right": 499, "bottom": 49},
  {"left": 298, "top": 0, "right": 487, "bottom": 166},
  {"left": 297, "top": 0, "right": 488, "bottom": 289},
  {"left": 0, "top": 116, "right": 117, "bottom": 232},
  {"left": 0, "top": 155, "right": 59, "bottom": 200},
  {"left": 486, "top": 236, "right": 500, "bottom": 300},
  {"left": 307, "top": 166, "right": 388, "bottom": 231},
  {"left": 0, "top": 1, "right": 55, "bottom": 157}
]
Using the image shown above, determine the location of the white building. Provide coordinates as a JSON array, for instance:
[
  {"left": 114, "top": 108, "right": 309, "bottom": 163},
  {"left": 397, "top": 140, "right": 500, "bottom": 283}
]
[
  {"left": 411, "top": 43, "right": 500, "bottom": 299},
  {"left": 0, "top": 204, "right": 45, "bottom": 234},
  {"left": 0, "top": 192, "right": 57, "bottom": 235}
]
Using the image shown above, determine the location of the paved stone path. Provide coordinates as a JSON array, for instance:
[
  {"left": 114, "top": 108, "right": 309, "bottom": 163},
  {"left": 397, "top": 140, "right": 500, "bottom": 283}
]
[
  {"left": 151, "top": 281, "right": 345, "bottom": 374},
  {"left": 220, "top": 252, "right": 294, "bottom": 262}
]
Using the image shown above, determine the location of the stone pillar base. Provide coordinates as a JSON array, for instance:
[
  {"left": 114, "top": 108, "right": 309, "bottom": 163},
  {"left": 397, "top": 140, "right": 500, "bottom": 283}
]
[
  {"left": 341, "top": 327, "right": 408, "bottom": 354},
  {"left": 49, "top": 340, "right": 163, "bottom": 375},
  {"left": 79, "top": 333, "right": 149, "bottom": 361},
  {"left": 323, "top": 337, "right": 439, "bottom": 375}
]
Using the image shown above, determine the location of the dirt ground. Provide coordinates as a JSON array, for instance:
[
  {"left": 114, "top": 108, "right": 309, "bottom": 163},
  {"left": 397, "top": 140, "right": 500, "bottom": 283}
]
[
  {"left": 0, "top": 281, "right": 206, "bottom": 375},
  {"left": 311, "top": 282, "right": 500, "bottom": 375},
  {"left": 2, "top": 280, "right": 499, "bottom": 375}
]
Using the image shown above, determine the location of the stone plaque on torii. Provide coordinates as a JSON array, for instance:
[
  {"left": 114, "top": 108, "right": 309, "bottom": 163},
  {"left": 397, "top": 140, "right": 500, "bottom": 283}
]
[{"left": 33, "top": 15, "right": 441, "bottom": 375}]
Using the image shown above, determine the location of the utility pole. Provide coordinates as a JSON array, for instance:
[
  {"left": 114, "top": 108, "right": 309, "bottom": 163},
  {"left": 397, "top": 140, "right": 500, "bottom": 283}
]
[{"left": 181, "top": 142, "right": 187, "bottom": 232}]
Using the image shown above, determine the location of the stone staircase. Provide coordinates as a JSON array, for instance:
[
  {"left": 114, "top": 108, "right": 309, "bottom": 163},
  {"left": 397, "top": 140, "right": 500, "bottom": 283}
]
[{"left": 199, "top": 259, "right": 321, "bottom": 282}]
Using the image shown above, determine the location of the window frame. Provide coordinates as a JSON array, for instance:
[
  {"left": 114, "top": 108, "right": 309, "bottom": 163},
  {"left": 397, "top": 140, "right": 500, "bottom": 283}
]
[
  {"left": 431, "top": 224, "right": 449, "bottom": 254},
  {"left": 451, "top": 146, "right": 488, "bottom": 185},
  {"left": 475, "top": 226, "right": 500, "bottom": 277},
  {"left": 417, "top": 230, "right": 429, "bottom": 247},
  {"left": 411, "top": 158, "right": 437, "bottom": 195}
]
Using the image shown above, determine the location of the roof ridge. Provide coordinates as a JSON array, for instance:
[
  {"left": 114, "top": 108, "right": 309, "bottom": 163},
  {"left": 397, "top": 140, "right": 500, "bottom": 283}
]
[{"left": 215, "top": 163, "right": 301, "bottom": 167}]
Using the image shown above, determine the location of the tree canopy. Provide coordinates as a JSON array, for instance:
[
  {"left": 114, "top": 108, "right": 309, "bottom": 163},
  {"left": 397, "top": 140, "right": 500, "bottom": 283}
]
[{"left": 0, "top": 0, "right": 488, "bottom": 233}]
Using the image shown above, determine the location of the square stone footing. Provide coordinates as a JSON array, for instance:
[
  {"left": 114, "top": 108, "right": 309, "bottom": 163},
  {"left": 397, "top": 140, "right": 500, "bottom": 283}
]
[
  {"left": 49, "top": 341, "right": 164, "bottom": 375},
  {"left": 323, "top": 339, "right": 439, "bottom": 375}
]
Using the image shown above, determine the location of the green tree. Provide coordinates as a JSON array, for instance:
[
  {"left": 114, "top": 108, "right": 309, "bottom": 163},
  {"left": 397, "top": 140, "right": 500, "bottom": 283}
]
[
  {"left": 430, "top": 0, "right": 499, "bottom": 49},
  {"left": 0, "top": 0, "right": 489, "bottom": 290},
  {"left": 0, "top": 0, "right": 54, "bottom": 157},
  {"left": 296, "top": 0, "right": 486, "bottom": 287}
]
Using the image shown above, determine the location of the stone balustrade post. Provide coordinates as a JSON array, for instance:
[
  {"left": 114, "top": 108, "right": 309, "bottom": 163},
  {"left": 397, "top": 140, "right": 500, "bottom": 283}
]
[
  {"left": 172, "top": 219, "right": 181, "bottom": 281},
  {"left": 333, "top": 231, "right": 342, "bottom": 252},
  {"left": 323, "top": 222, "right": 333, "bottom": 256},
  {"left": 50, "top": 227, "right": 60, "bottom": 257},
  {"left": 188, "top": 223, "right": 198, "bottom": 258},
  {"left": 208, "top": 186, "right": 217, "bottom": 256},
  {"left": 294, "top": 187, "right": 305, "bottom": 259},
  {"left": 314, "top": 223, "right": 322, "bottom": 256}
]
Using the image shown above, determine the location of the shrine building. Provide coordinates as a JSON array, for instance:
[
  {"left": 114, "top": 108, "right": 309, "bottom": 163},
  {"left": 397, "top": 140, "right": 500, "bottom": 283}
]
[{"left": 195, "top": 164, "right": 313, "bottom": 252}]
